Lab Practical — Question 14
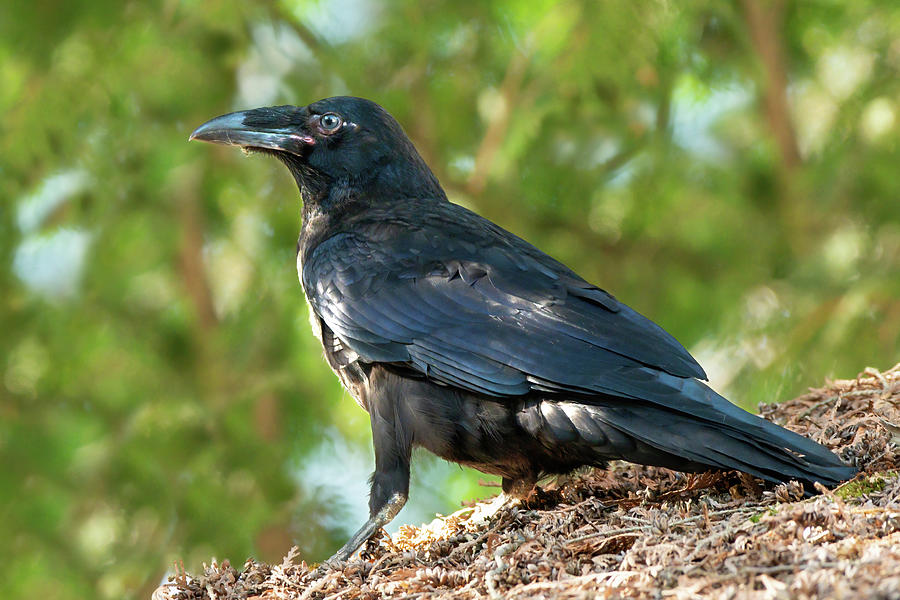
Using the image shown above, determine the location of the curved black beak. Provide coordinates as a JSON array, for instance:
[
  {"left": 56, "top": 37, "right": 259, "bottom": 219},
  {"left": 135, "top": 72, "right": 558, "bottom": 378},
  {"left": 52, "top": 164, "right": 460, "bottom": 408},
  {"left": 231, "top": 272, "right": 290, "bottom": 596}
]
[{"left": 189, "top": 108, "right": 314, "bottom": 155}]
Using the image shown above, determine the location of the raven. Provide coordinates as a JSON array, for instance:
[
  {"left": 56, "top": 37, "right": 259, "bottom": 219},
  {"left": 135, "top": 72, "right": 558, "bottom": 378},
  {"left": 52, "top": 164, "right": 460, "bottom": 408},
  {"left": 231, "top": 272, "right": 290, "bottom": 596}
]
[{"left": 190, "top": 96, "right": 856, "bottom": 563}]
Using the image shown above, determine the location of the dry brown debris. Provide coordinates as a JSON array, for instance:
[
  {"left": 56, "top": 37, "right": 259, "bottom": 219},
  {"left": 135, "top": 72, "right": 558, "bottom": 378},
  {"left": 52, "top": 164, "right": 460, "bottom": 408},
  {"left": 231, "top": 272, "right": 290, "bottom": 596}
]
[{"left": 154, "top": 364, "right": 900, "bottom": 600}]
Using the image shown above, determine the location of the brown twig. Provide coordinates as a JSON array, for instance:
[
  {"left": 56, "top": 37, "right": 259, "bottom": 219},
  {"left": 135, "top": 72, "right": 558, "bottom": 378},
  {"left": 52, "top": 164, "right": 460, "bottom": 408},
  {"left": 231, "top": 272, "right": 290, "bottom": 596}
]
[{"left": 466, "top": 50, "right": 530, "bottom": 197}]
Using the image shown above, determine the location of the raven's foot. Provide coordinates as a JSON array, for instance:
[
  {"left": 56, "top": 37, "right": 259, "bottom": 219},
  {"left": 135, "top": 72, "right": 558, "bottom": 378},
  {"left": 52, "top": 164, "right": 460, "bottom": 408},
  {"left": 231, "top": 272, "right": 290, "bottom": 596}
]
[
  {"left": 320, "top": 492, "right": 407, "bottom": 569},
  {"left": 466, "top": 475, "right": 536, "bottom": 525}
]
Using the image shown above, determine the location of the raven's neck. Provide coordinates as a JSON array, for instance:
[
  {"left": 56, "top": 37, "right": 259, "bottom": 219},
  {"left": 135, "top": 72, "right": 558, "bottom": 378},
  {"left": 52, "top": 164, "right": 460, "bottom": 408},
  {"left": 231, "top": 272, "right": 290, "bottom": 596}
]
[{"left": 288, "top": 157, "right": 448, "bottom": 224}]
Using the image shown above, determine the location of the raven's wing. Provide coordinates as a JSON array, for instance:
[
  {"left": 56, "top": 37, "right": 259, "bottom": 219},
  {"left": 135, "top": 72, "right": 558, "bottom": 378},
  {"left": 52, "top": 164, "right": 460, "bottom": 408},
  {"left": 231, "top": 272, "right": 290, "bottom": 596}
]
[{"left": 303, "top": 202, "right": 706, "bottom": 400}]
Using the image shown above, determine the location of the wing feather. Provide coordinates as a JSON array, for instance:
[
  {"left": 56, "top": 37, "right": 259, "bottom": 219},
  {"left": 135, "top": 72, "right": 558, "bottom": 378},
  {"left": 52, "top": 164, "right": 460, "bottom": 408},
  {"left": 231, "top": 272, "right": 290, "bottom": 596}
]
[{"left": 303, "top": 203, "right": 707, "bottom": 401}]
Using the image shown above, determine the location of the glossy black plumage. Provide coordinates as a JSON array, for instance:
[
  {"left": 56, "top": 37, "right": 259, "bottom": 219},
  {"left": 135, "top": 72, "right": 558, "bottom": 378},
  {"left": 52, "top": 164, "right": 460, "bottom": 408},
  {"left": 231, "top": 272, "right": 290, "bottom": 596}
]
[{"left": 191, "top": 96, "right": 856, "bottom": 563}]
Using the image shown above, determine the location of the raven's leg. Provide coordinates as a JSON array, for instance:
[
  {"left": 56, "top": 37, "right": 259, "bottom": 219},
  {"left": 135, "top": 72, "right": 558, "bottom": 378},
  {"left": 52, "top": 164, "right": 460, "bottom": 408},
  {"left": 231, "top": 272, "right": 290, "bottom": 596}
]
[
  {"left": 326, "top": 492, "right": 406, "bottom": 563},
  {"left": 502, "top": 475, "right": 536, "bottom": 499},
  {"left": 326, "top": 385, "right": 411, "bottom": 564}
]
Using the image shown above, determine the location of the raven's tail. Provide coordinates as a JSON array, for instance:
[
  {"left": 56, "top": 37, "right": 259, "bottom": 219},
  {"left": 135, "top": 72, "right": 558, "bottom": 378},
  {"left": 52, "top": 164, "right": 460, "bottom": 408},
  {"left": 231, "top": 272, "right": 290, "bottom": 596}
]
[{"left": 530, "top": 370, "right": 857, "bottom": 489}]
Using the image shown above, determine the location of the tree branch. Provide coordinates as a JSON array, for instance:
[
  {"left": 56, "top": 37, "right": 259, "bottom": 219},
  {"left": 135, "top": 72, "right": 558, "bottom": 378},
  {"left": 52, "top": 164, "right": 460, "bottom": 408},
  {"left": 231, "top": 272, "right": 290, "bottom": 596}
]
[
  {"left": 741, "top": 0, "right": 802, "bottom": 170},
  {"left": 176, "top": 172, "right": 218, "bottom": 332},
  {"left": 466, "top": 49, "right": 531, "bottom": 197}
]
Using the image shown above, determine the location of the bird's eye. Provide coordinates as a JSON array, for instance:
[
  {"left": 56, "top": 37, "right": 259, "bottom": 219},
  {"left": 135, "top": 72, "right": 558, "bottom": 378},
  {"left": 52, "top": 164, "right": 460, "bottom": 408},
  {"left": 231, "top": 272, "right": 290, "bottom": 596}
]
[{"left": 319, "top": 113, "right": 343, "bottom": 132}]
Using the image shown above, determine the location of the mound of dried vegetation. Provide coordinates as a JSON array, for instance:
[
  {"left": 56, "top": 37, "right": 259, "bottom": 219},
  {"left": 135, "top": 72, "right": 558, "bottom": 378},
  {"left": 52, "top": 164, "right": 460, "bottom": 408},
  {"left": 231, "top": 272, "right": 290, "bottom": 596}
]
[{"left": 155, "top": 364, "right": 900, "bottom": 599}]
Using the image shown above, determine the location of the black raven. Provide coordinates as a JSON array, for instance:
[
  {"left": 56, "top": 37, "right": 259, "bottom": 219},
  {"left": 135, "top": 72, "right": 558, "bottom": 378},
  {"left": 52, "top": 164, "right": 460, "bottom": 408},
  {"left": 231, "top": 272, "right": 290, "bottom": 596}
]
[{"left": 190, "top": 96, "right": 856, "bottom": 562}]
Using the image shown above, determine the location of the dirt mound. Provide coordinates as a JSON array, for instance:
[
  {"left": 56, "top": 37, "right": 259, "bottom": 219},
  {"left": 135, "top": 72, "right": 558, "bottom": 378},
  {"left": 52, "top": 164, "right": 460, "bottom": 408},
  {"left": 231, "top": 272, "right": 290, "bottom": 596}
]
[{"left": 155, "top": 364, "right": 900, "bottom": 599}]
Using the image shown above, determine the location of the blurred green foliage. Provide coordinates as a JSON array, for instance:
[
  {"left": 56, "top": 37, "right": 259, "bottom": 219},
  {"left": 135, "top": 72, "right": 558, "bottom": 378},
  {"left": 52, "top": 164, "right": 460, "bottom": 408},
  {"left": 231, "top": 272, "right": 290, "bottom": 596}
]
[{"left": 2, "top": 0, "right": 898, "bottom": 598}]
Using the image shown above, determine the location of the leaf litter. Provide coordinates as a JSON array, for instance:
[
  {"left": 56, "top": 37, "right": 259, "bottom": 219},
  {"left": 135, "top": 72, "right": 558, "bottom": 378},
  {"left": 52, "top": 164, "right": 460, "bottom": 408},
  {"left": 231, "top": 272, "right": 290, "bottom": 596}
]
[{"left": 154, "top": 363, "right": 900, "bottom": 599}]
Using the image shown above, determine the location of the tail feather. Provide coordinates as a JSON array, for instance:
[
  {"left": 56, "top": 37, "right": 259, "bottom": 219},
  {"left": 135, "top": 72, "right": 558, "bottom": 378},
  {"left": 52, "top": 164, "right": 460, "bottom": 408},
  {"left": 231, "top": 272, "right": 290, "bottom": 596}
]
[{"left": 567, "top": 373, "right": 857, "bottom": 488}]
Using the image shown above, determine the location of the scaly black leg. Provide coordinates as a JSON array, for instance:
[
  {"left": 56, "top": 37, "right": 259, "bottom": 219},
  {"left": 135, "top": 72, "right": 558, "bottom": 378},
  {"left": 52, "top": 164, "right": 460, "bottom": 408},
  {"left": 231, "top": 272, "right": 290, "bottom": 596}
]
[
  {"left": 323, "top": 381, "right": 411, "bottom": 566},
  {"left": 326, "top": 491, "right": 407, "bottom": 563}
]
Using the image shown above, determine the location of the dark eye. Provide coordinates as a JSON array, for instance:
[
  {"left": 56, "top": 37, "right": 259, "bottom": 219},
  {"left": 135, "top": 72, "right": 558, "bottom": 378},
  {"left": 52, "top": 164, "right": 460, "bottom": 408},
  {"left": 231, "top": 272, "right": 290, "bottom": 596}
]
[{"left": 319, "top": 113, "right": 342, "bottom": 132}]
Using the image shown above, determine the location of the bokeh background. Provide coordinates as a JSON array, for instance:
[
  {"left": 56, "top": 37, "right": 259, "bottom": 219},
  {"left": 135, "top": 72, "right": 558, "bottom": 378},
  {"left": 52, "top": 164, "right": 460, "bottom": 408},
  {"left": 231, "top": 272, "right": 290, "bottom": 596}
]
[{"left": 2, "top": 0, "right": 899, "bottom": 598}]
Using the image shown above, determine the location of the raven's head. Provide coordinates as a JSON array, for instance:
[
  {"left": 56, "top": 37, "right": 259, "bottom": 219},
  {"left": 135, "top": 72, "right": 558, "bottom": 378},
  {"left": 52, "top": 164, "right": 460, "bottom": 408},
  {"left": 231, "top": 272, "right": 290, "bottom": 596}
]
[{"left": 190, "top": 96, "right": 445, "bottom": 206}]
